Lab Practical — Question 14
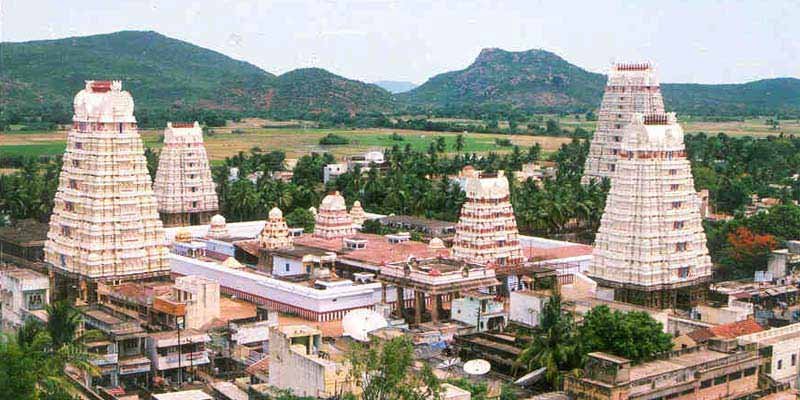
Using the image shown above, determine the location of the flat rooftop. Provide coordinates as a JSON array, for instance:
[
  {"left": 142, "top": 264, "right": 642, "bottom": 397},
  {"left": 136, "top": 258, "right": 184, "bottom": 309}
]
[
  {"left": 294, "top": 233, "right": 442, "bottom": 266},
  {"left": 2, "top": 267, "right": 47, "bottom": 281},
  {"left": 0, "top": 219, "right": 49, "bottom": 245},
  {"left": 627, "top": 349, "right": 729, "bottom": 382}
]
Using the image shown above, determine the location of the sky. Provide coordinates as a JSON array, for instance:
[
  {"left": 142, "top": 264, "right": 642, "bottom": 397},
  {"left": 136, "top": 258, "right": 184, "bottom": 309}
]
[{"left": 2, "top": 0, "right": 799, "bottom": 85}]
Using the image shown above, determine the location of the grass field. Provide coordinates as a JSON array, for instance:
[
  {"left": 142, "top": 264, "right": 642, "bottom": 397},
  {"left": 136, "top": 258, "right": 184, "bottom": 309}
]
[{"left": 0, "top": 127, "right": 571, "bottom": 161}]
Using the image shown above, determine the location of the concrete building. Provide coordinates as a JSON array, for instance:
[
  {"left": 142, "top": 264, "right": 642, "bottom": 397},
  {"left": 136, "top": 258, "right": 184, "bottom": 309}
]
[
  {"left": 509, "top": 290, "right": 550, "bottom": 328},
  {"left": 153, "top": 121, "right": 219, "bottom": 227},
  {"left": 0, "top": 268, "right": 49, "bottom": 329},
  {"left": 80, "top": 305, "right": 152, "bottom": 389},
  {"left": 451, "top": 292, "right": 507, "bottom": 332},
  {"left": 583, "top": 63, "right": 665, "bottom": 183},
  {"left": 269, "top": 325, "right": 352, "bottom": 398},
  {"left": 565, "top": 344, "right": 760, "bottom": 400},
  {"left": 739, "top": 323, "right": 800, "bottom": 388},
  {"left": 147, "top": 329, "right": 212, "bottom": 385},
  {"left": 45, "top": 80, "right": 169, "bottom": 302},
  {"left": 588, "top": 113, "right": 712, "bottom": 309},
  {"left": 323, "top": 163, "right": 347, "bottom": 183}
]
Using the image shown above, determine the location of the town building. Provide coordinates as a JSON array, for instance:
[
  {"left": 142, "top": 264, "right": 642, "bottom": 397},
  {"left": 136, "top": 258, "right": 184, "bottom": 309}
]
[
  {"left": 565, "top": 343, "right": 760, "bottom": 400},
  {"left": 323, "top": 163, "right": 347, "bottom": 184},
  {"left": 153, "top": 121, "right": 219, "bottom": 227},
  {"left": 45, "top": 80, "right": 169, "bottom": 302},
  {"left": 739, "top": 322, "right": 800, "bottom": 388},
  {"left": 588, "top": 113, "right": 712, "bottom": 309},
  {"left": 582, "top": 63, "right": 665, "bottom": 183},
  {"left": 147, "top": 329, "right": 212, "bottom": 386},
  {"left": 451, "top": 291, "right": 507, "bottom": 332},
  {"left": 80, "top": 304, "right": 152, "bottom": 389},
  {"left": 269, "top": 325, "right": 352, "bottom": 398},
  {"left": 0, "top": 267, "right": 49, "bottom": 329},
  {"left": 673, "top": 318, "right": 763, "bottom": 350},
  {"left": 451, "top": 170, "right": 523, "bottom": 267},
  {"left": 0, "top": 219, "right": 49, "bottom": 264},
  {"left": 509, "top": 290, "right": 551, "bottom": 328},
  {"left": 378, "top": 215, "right": 457, "bottom": 241}
]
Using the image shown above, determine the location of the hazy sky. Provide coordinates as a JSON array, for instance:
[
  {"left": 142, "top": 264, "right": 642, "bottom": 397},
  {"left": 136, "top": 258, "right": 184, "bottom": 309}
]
[{"left": 3, "top": 0, "right": 799, "bottom": 85}]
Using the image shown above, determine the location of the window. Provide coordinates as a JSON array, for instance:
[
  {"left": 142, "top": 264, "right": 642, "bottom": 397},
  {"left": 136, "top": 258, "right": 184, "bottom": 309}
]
[
  {"left": 69, "top": 179, "right": 78, "bottom": 189},
  {"left": 669, "top": 169, "right": 678, "bottom": 175},
  {"left": 674, "top": 221, "right": 684, "bottom": 229},
  {"left": 670, "top": 184, "right": 679, "bottom": 191},
  {"left": 613, "top": 135, "right": 621, "bottom": 141},
  {"left": 285, "top": 263, "right": 290, "bottom": 273},
  {"left": 118, "top": 123, "right": 124, "bottom": 133},
  {"left": 793, "top": 354, "right": 797, "bottom": 366},
  {"left": 714, "top": 376, "right": 726, "bottom": 385},
  {"left": 700, "top": 379, "right": 712, "bottom": 388},
  {"left": 609, "top": 164, "right": 616, "bottom": 172},
  {"left": 729, "top": 371, "right": 742, "bottom": 381},
  {"left": 611, "top": 149, "right": 618, "bottom": 155},
  {"left": 65, "top": 202, "right": 74, "bottom": 212},
  {"left": 75, "top": 142, "right": 83, "bottom": 149},
  {"left": 676, "top": 242, "right": 688, "bottom": 251},
  {"left": 744, "top": 367, "right": 756, "bottom": 376},
  {"left": 72, "top": 159, "right": 80, "bottom": 168},
  {"left": 678, "top": 267, "right": 690, "bottom": 278},
  {"left": 191, "top": 187, "right": 197, "bottom": 193},
  {"left": 672, "top": 201, "right": 682, "bottom": 209},
  {"left": 614, "top": 124, "right": 622, "bottom": 130},
  {"left": 61, "top": 225, "right": 71, "bottom": 237},
  {"left": 617, "top": 114, "right": 623, "bottom": 119},
  {"left": 778, "top": 359, "right": 783, "bottom": 370}
]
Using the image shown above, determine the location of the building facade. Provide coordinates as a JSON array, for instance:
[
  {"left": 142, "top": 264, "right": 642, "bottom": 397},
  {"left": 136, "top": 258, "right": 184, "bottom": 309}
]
[
  {"left": 153, "top": 121, "right": 218, "bottom": 227},
  {"left": 45, "top": 80, "right": 169, "bottom": 302},
  {"left": 0, "top": 268, "right": 49, "bottom": 329},
  {"left": 588, "top": 113, "right": 712, "bottom": 308},
  {"left": 583, "top": 63, "right": 665, "bottom": 183}
]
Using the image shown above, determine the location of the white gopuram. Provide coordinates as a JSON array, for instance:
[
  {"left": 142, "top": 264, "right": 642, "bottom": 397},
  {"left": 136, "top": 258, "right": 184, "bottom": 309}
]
[
  {"left": 452, "top": 170, "right": 523, "bottom": 267},
  {"left": 153, "top": 121, "right": 219, "bottom": 227},
  {"left": 45, "top": 80, "right": 169, "bottom": 301},
  {"left": 260, "top": 207, "right": 293, "bottom": 250},
  {"left": 583, "top": 63, "right": 665, "bottom": 184},
  {"left": 588, "top": 113, "right": 712, "bottom": 308}
]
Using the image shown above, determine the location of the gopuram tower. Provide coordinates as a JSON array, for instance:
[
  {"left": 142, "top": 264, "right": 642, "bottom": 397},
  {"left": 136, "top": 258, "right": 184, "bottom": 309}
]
[
  {"left": 153, "top": 121, "right": 219, "bottom": 227},
  {"left": 45, "top": 81, "right": 170, "bottom": 302},
  {"left": 587, "top": 113, "right": 712, "bottom": 308},
  {"left": 582, "top": 63, "right": 665, "bottom": 184}
]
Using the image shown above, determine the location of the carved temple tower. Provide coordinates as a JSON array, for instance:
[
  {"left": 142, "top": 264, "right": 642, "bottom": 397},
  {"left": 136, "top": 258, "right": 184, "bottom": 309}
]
[
  {"left": 153, "top": 121, "right": 218, "bottom": 227},
  {"left": 452, "top": 170, "right": 523, "bottom": 266},
  {"left": 583, "top": 63, "right": 665, "bottom": 184},
  {"left": 45, "top": 81, "right": 170, "bottom": 302},
  {"left": 587, "top": 113, "right": 712, "bottom": 308}
]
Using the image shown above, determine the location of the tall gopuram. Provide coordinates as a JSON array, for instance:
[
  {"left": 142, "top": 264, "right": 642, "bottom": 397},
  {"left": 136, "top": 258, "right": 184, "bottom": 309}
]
[
  {"left": 314, "top": 192, "right": 355, "bottom": 239},
  {"left": 587, "top": 113, "right": 712, "bottom": 309},
  {"left": 582, "top": 63, "right": 665, "bottom": 184},
  {"left": 452, "top": 170, "right": 523, "bottom": 267},
  {"left": 45, "top": 81, "right": 169, "bottom": 302},
  {"left": 153, "top": 121, "right": 219, "bottom": 227}
]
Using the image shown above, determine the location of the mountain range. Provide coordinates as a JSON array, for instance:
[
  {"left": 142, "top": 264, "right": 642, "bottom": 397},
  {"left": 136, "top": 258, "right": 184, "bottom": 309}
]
[{"left": 2, "top": 30, "right": 799, "bottom": 124}]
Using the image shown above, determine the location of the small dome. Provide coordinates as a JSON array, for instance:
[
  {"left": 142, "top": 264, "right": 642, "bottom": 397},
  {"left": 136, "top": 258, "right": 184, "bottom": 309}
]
[
  {"left": 342, "top": 309, "right": 389, "bottom": 342},
  {"left": 269, "top": 207, "right": 283, "bottom": 219},
  {"left": 320, "top": 191, "right": 347, "bottom": 211},
  {"left": 210, "top": 214, "right": 226, "bottom": 226},
  {"left": 429, "top": 237, "right": 446, "bottom": 249},
  {"left": 353, "top": 200, "right": 362, "bottom": 207}
]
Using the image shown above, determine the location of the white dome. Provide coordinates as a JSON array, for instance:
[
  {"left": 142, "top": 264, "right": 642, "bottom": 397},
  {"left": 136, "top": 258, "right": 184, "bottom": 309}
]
[
  {"left": 210, "top": 214, "right": 226, "bottom": 226},
  {"left": 342, "top": 309, "right": 388, "bottom": 342},
  {"left": 269, "top": 207, "right": 283, "bottom": 219},
  {"left": 320, "top": 191, "right": 347, "bottom": 211},
  {"left": 429, "top": 237, "right": 446, "bottom": 249},
  {"left": 352, "top": 200, "right": 362, "bottom": 208}
]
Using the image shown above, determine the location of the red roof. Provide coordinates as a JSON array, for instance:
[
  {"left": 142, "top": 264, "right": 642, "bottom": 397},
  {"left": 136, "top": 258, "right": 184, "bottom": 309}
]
[
  {"left": 688, "top": 318, "right": 763, "bottom": 342},
  {"left": 524, "top": 244, "right": 593, "bottom": 261},
  {"left": 294, "top": 233, "right": 441, "bottom": 265}
]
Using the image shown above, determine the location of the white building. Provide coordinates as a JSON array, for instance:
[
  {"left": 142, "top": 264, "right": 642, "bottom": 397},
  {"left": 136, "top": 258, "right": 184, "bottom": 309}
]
[
  {"left": 0, "top": 268, "right": 49, "bottom": 329},
  {"left": 147, "top": 329, "right": 212, "bottom": 384},
  {"left": 739, "top": 323, "right": 800, "bottom": 388},
  {"left": 171, "top": 275, "right": 220, "bottom": 330},
  {"left": 451, "top": 292, "right": 507, "bottom": 332},
  {"left": 509, "top": 290, "right": 550, "bottom": 328},
  {"left": 323, "top": 163, "right": 348, "bottom": 183}
]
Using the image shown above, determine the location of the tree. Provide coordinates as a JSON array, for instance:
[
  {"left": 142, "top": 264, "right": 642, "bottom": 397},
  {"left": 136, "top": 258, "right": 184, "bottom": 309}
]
[
  {"left": 577, "top": 305, "right": 672, "bottom": 364},
  {"left": 726, "top": 226, "right": 777, "bottom": 272},
  {"left": 455, "top": 134, "right": 465, "bottom": 152},
  {"left": 285, "top": 208, "right": 316, "bottom": 232},
  {"left": 347, "top": 336, "right": 440, "bottom": 400}
]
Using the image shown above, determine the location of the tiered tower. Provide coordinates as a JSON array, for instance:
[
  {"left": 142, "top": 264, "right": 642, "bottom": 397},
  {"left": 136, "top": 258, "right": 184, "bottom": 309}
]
[
  {"left": 45, "top": 80, "right": 169, "bottom": 302},
  {"left": 260, "top": 207, "right": 293, "bottom": 250},
  {"left": 314, "top": 192, "right": 355, "bottom": 239},
  {"left": 153, "top": 121, "right": 219, "bottom": 227},
  {"left": 349, "top": 200, "right": 366, "bottom": 229},
  {"left": 582, "top": 63, "right": 665, "bottom": 184},
  {"left": 588, "top": 113, "right": 712, "bottom": 309},
  {"left": 452, "top": 170, "right": 523, "bottom": 266}
]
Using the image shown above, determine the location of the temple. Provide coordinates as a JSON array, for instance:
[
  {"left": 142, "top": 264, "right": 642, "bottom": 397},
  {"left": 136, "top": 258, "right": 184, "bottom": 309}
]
[
  {"left": 451, "top": 170, "right": 523, "bottom": 267},
  {"left": 588, "top": 113, "right": 712, "bottom": 308},
  {"left": 582, "top": 63, "right": 665, "bottom": 184},
  {"left": 314, "top": 192, "right": 356, "bottom": 239},
  {"left": 153, "top": 121, "right": 219, "bottom": 227},
  {"left": 259, "top": 207, "right": 293, "bottom": 250},
  {"left": 349, "top": 200, "right": 366, "bottom": 229},
  {"left": 45, "top": 80, "right": 170, "bottom": 302}
]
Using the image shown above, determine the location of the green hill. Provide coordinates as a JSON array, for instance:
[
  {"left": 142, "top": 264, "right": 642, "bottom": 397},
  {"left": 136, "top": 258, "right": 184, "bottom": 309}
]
[
  {"left": 400, "top": 48, "right": 606, "bottom": 114},
  {"left": 0, "top": 31, "right": 394, "bottom": 126},
  {"left": 401, "top": 47, "right": 800, "bottom": 117}
]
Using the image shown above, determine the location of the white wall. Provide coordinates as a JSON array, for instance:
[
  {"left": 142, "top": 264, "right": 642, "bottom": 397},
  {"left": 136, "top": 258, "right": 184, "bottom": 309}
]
[{"left": 509, "top": 291, "right": 548, "bottom": 328}]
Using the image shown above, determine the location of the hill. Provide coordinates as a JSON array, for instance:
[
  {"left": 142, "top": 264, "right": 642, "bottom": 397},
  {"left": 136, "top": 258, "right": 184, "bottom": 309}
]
[
  {"left": 0, "top": 31, "right": 394, "bottom": 126},
  {"left": 374, "top": 80, "right": 418, "bottom": 93},
  {"left": 399, "top": 48, "right": 606, "bottom": 114},
  {"left": 401, "top": 48, "right": 800, "bottom": 117}
]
